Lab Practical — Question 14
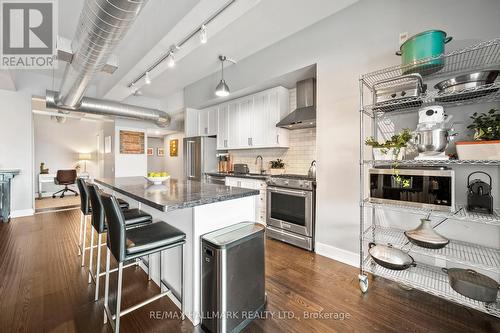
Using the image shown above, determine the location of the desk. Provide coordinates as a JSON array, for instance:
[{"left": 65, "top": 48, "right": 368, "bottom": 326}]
[
  {"left": 1, "top": 169, "right": 20, "bottom": 222},
  {"left": 38, "top": 173, "right": 89, "bottom": 198}
]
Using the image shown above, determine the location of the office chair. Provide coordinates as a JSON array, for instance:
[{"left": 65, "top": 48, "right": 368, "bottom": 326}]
[{"left": 52, "top": 170, "right": 78, "bottom": 198}]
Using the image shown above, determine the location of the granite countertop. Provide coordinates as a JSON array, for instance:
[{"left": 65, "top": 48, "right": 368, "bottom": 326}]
[
  {"left": 205, "top": 172, "right": 269, "bottom": 181},
  {"left": 95, "top": 177, "right": 259, "bottom": 212}
]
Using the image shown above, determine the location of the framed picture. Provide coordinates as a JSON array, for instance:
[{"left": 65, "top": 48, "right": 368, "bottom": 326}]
[
  {"left": 119, "top": 130, "right": 145, "bottom": 154},
  {"left": 157, "top": 147, "right": 165, "bottom": 157},
  {"left": 169, "top": 139, "right": 178, "bottom": 156},
  {"left": 147, "top": 147, "right": 153, "bottom": 156}
]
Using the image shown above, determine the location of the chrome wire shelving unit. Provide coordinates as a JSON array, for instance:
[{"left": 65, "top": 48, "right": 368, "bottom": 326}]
[{"left": 358, "top": 37, "right": 500, "bottom": 318}]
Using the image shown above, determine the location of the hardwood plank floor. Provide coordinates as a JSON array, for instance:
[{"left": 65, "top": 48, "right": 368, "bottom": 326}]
[{"left": 0, "top": 209, "right": 498, "bottom": 332}]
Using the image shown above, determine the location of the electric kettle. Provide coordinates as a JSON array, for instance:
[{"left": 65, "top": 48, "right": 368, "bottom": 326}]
[{"left": 308, "top": 160, "right": 317, "bottom": 179}]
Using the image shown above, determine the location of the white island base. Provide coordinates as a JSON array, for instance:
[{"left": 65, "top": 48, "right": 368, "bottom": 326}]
[{"left": 112, "top": 192, "right": 258, "bottom": 326}]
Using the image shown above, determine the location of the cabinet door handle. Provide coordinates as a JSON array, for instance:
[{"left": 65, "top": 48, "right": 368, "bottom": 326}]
[
  {"left": 248, "top": 138, "right": 251, "bottom": 146},
  {"left": 205, "top": 127, "right": 208, "bottom": 134},
  {"left": 276, "top": 134, "right": 279, "bottom": 144},
  {"left": 250, "top": 138, "right": 253, "bottom": 146},
  {"left": 224, "top": 139, "right": 227, "bottom": 148}
]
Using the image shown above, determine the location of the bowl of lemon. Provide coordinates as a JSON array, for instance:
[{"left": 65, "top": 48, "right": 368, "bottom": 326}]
[{"left": 145, "top": 172, "right": 170, "bottom": 185}]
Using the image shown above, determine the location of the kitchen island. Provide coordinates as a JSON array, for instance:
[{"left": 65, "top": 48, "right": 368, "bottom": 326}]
[{"left": 95, "top": 177, "right": 259, "bottom": 326}]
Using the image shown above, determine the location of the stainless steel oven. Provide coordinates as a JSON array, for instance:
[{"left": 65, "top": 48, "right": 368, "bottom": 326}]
[{"left": 266, "top": 175, "right": 315, "bottom": 251}]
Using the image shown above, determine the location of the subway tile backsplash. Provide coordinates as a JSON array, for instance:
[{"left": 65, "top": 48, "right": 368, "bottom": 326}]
[{"left": 229, "top": 88, "right": 316, "bottom": 175}]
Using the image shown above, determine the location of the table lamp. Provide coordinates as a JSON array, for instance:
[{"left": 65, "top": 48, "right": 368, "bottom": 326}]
[{"left": 78, "top": 153, "right": 92, "bottom": 173}]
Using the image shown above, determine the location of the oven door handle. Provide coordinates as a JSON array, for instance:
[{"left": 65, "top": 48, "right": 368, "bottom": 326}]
[{"left": 267, "top": 186, "right": 309, "bottom": 196}]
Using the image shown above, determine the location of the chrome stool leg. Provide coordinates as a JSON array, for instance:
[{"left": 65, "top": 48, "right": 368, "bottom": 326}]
[
  {"left": 115, "top": 262, "right": 124, "bottom": 333},
  {"left": 94, "top": 233, "right": 102, "bottom": 301},
  {"left": 104, "top": 247, "right": 111, "bottom": 325},
  {"left": 181, "top": 243, "right": 185, "bottom": 320},
  {"left": 78, "top": 212, "right": 84, "bottom": 255},
  {"left": 81, "top": 215, "right": 87, "bottom": 267},
  {"left": 88, "top": 227, "right": 95, "bottom": 283},
  {"left": 148, "top": 255, "right": 151, "bottom": 281}
]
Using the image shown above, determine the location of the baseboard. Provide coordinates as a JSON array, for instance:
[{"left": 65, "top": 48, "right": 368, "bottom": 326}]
[
  {"left": 11, "top": 209, "right": 35, "bottom": 218},
  {"left": 315, "top": 242, "right": 359, "bottom": 268}
]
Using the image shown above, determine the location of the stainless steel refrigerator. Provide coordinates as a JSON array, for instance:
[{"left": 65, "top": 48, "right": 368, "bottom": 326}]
[{"left": 183, "top": 136, "right": 217, "bottom": 181}]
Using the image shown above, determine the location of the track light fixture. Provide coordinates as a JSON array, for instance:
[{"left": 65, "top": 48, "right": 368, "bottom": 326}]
[
  {"left": 144, "top": 71, "right": 151, "bottom": 85},
  {"left": 200, "top": 24, "right": 208, "bottom": 44},
  {"left": 168, "top": 51, "right": 175, "bottom": 68}
]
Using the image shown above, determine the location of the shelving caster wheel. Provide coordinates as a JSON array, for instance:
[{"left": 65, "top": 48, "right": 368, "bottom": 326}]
[{"left": 358, "top": 274, "right": 368, "bottom": 293}]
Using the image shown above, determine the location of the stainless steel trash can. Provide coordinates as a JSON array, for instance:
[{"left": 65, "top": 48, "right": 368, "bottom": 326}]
[{"left": 201, "top": 222, "right": 266, "bottom": 333}]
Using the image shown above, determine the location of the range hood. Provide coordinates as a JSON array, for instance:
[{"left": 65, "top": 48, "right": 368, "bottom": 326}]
[{"left": 277, "top": 78, "right": 316, "bottom": 129}]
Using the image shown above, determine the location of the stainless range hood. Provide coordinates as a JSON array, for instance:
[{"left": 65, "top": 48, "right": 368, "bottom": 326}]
[{"left": 277, "top": 78, "right": 316, "bottom": 129}]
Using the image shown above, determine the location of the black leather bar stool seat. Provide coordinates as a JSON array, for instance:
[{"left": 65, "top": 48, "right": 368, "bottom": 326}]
[
  {"left": 86, "top": 184, "right": 152, "bottom": 301},
  {"left": 124, "top": 222, "right": 186, "bottom": 258},
  {"left": 101, "top": 193, "right": 185, "bottom": 333},
  {"left": 116, "top": 198, "right": 130, "bottom": 210}
]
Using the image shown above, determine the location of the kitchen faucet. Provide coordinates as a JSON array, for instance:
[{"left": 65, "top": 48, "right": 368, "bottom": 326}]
[{"left": 255, "top": 155, "right": 264, "bottom": 174}]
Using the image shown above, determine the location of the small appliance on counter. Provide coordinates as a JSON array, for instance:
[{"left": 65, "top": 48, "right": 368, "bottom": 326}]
[
  {"left": 467, "top": 171, "right": 494, "bottom": 214},
  {"left": 372, "top": 73, "right": 427, "bottom": 112},
  {"left": 233, "top": 163, "right": 250, "bottom": 175},
  {"left": 413, "top": 105, "right": 454, "bottom": 160},
  {"left": 369, "top": 167, "right": 455, "bottom": 211}
]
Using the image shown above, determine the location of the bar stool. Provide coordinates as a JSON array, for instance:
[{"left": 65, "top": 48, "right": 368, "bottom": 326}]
[
  {"left": 87, "top": 183, "right": 153, "bottom": 301},
  {"left": 100, "top": 193, "right": 185, "bottom": 333},
  {"left": 76, "top": 178, "right": 129, "bottom": 266}
]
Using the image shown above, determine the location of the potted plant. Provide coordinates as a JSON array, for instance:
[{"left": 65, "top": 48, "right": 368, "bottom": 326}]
[
  {"left": 269, "top": 159, "right": 285, "bottom": 175},
  {"left": 365, "top": 129, "right": 412, "bottom": 161},
  {"left": 456, "top": 109, "right": 500, "bottom": 160}
]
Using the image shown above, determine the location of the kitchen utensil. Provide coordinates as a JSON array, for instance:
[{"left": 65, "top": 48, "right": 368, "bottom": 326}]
[
  {"left": 368, "top": 243, "right": 416, "bottom": 270},
  {"left": 404, "top": 219, "right": 449, "bottom": 249},
  {"left": 233, "top": 163, "right": 249, "bottom": 174},
  {"left": 467, "top": 171, "right": 494, "bottom": 214},
  {"left": 434, "top": 70, "right": 499, "bottom": 102},
  {"left": 396, "top": 30, "right": 452, "bottom": 75},
  {"left": 308, "top": 160, "right": 317, "bottom": 179},
  {"left": 372, "top": 74, "right": 427, "bottom": 112},
  {"left": 442, "top": 268, "right": 499, "bottom": 302}
]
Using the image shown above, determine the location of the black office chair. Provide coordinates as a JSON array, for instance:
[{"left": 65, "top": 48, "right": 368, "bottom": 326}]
[
  {"left": 101, "top": 193, "right": 185, "bottom": 333},
  {"left": 53, "top": 170, "right": 78, "bottom": 198}
]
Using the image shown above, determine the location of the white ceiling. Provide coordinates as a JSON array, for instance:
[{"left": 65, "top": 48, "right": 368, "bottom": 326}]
[{"left": 4, "top": 0, "right": 357, "bottom": 109}]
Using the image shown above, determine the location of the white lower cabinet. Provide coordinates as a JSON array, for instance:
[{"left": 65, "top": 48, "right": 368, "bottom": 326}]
[{"left": 225, "top": 177, "right": 267, "bottom": 224}]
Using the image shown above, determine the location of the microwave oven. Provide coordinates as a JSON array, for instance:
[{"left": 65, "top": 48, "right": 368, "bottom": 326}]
[{"left": 368, "top": 168, "right": 455, "bottom": 211}]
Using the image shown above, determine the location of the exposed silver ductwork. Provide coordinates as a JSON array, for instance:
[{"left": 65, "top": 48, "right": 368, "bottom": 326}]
[
  {"left": 47, "top": 0, "right": 171, "bottom": 127},
  {"left": 46, "top": 91, "right": 170, "bottom": 127}
]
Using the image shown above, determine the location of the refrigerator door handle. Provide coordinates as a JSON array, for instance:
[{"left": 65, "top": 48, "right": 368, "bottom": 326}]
[{"left": 186, "top": 141, "right": 195, "bottom": 178}]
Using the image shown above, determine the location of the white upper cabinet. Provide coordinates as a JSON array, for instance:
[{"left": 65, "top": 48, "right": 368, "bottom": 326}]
[
  {"left": 185, "top": 86, "right": 290, "bottom": 149},
  {"left": 185, "top": 108, "right": 200, "bottom": 137}
]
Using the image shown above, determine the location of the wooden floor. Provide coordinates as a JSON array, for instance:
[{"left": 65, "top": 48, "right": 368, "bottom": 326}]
[{"left": 0, "top": 209, "right": 498, "bottom": 333}]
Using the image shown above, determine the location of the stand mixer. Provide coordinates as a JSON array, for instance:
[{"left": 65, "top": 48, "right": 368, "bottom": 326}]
[{"left": 414, "top": 106, "right": 453, "bottom": 160}]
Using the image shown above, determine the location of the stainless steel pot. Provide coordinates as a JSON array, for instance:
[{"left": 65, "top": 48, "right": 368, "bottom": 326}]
[
  {"left": 368, "top": 242, "right": 416, "bottom": 270},
  {"left": 413, "top": 129, "right": 449, "bottom": 153},
  {"left": 434, "top": 70, "right": 499, "bottom": 102},
  {"left": 404, "top": 219, "right": 449, "bottom": 249}
]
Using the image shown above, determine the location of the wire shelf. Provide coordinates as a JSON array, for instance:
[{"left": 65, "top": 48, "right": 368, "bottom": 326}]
[
  {"left": 363, "top": 256, "right": 500, "bottom": 318},
  {"left": 363, "top": 200, "right": 500, "bottom": 227},
  {"left": 363, "top": 82, "right": 500, "bottom": 116},
  {"left": 364, "top": 159, "right": 500, "bottom": 166},
  {"left": 363, "top": 226, "right": 500, "bottom": 273},
  {"left": 361, "top": 38, "right": 500, "bottom": 90}
]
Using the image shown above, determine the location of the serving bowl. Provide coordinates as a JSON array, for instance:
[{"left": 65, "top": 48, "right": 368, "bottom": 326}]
[{"left": 145, "top": 176, "right": 170, "bottom": 185}]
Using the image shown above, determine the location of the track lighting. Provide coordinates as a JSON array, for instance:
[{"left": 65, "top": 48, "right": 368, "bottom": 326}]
[
  {"left": 168, "top": 51, "right": 175, "bottom": 67},
  {"left": 200, "top": 24, "right": 208, "bottom": 44},
  {"left": 144, "top": 71, "right": 151, "bottom": 85}
]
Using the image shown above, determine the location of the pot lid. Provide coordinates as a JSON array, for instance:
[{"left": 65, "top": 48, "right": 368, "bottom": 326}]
[{"left": 404, "top": 219, "right": 449, "bottom": 247}]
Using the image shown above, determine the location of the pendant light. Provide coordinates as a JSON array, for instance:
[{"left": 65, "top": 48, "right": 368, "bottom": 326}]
[{"left": 215, "top": 55, "right": 230, "bottom": 97}]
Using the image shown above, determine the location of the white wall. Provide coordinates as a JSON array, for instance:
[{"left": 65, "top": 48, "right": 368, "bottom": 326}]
[
  {"left": 164, "top": 133, "right": 185, "bottom": 179},
  {"left": 184, "top": 0, "right": 500, "bottom": 265},
  {"left": 34, "top": 115, "right": 102, "bottom": 195},
  {"left": 147, "top": 137, "right": 166, "bottom": 172},
  {"left": 0, "top": 90, "right": 34, "bottom": 216}
]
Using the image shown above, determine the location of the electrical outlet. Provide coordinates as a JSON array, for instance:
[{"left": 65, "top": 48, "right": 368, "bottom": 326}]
[{"left": 399, "top": 32, "right": 409, "bottom": 46}]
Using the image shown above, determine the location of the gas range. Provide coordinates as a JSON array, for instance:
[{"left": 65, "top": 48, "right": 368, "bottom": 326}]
[
  {"left": 266, "top": 174, "right": 316, "bottom": 251},
  {"left": 267, "top": 174, "right": 316, "bottom": 191}
]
